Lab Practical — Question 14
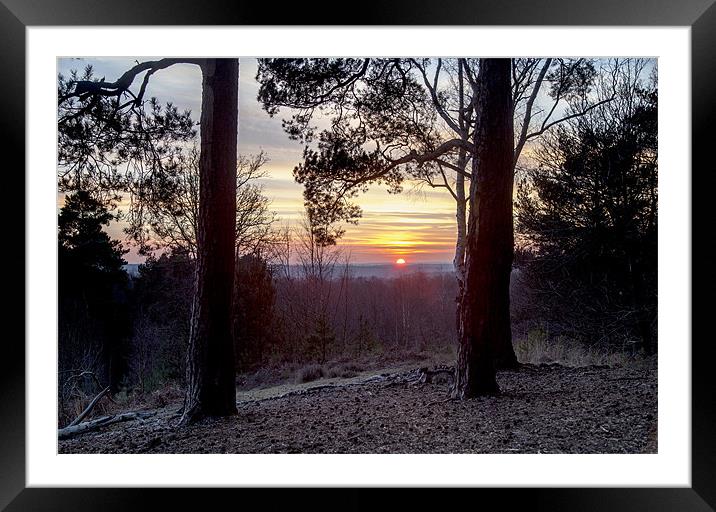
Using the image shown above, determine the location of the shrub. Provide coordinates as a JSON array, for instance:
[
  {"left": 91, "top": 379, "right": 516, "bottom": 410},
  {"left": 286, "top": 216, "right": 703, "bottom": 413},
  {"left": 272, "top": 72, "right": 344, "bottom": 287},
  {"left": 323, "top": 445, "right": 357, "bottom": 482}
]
[
  {"left": 515, "top": 325, "right": 632, "bottom": 367},
  {"left": 296, "top": 364, "right": 325, "bottom": 383},
  {"left": 326, "top": 362, "right": 364, "bottom": 379}
]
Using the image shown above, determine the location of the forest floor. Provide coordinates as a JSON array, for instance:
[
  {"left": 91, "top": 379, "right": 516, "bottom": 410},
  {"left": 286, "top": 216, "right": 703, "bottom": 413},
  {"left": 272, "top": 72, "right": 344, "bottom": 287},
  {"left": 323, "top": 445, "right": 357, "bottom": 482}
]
[{"left": 58, "top": 358, "right": 657, "bottom": 454}]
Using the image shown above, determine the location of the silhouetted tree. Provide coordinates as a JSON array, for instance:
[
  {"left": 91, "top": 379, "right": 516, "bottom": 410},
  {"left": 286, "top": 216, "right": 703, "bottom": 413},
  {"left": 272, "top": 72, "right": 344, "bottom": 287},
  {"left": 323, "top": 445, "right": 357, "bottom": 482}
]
[
  {"left": 181, "top": 59, "right": 239, "bottom": 423},
  {"left": 130, "top": 250, "right": 194, "bottom": 391},
  {"left": 126, "top": 145, "right": 276, "bottom": 258},
  {"left": 452, "top": 59, "right": 514, "bottom": 397},
  {"left": 58, "top": 58, "right": 239, "bottom": 424},
  {"left": 516, "top": 61, "right": 657, "bottom": 354},
  {"left": 58, "top": 191, "right": 130, "bottom": 392},
  {"left": 58, "top": 63, "right": 196, "bottom": 200},
  {"left": 233, "top": 254, "right": 276, "bottom": 369}
]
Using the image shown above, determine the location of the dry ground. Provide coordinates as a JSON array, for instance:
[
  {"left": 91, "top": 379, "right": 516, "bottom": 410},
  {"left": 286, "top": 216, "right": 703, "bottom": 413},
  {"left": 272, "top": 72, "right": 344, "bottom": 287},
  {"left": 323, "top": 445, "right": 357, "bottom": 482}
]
[{"left": 58, "top": 360, "right": 657, "bottom": 454}]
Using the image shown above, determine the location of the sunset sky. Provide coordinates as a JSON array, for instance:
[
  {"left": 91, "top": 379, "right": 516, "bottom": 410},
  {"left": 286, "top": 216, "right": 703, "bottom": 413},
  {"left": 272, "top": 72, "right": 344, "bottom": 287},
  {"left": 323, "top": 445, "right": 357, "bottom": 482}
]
[
  {"left": 59, "top": 58, "right": 653, "bottom": 265},
  {"left": 58, "top": 57, "right": 462, "bottom": 265}
]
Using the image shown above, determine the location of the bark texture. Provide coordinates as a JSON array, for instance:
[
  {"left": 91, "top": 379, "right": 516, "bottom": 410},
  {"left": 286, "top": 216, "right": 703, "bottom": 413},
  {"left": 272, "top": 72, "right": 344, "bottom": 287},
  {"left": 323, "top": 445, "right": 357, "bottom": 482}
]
[
  {"left": 452, "top": 146, "right": 468, "bottom": 286},
  {"left": 181, "top": 59, "right": 239, "bottom": 424},
  {"left": 453, "top": 59, "right": 515, "bottom": 399}
]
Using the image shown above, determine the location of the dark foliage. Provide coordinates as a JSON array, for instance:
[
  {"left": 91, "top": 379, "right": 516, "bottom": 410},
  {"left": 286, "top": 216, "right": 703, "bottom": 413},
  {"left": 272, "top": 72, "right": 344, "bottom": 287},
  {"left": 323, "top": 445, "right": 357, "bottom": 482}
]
[
  {"left": 257, "top": 58, "right": 604, "bottom": 247},
  {"left": 58, "top": 64, "right": 196, "bottom": 200},
  {"left": 129, "top": 250, "right": 194, "bottom": 390},
  {"left": 516, "top": 69, "right": 658, "bottom": 353},
  {"left": 57, "top": 60, "right": 197, "bottom": 396},
  {"left": 233, "top": 254, "right": 277, "bottom": 369},
  {"left": 58, "top": 191, "right": 131, "bottom": 392},
  {"left": 257, "top": 58, "right": 441, "bottom": 243},
  {"left": 129, "top": 251, "right": 280, "bottom": 387}
]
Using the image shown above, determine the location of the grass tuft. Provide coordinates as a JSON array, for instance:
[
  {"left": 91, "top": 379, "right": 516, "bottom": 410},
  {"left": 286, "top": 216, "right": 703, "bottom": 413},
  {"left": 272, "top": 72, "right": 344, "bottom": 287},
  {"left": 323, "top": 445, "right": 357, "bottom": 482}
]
[{"left": 515, "top": 325, "right": 634, "bottom": 367}]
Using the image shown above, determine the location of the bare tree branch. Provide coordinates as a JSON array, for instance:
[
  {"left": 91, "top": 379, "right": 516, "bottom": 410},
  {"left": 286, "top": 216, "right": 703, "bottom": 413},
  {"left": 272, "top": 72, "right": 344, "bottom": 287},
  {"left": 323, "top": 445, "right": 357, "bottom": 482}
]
[
  {"left": 59, "top": 58, "right": 205, "bottom": 104},
  {"left": 514, "top": 58, "right": 552, "bottom": 166},
  {"left": 525, "top": 96, "right": 615, "bottom": 141}
]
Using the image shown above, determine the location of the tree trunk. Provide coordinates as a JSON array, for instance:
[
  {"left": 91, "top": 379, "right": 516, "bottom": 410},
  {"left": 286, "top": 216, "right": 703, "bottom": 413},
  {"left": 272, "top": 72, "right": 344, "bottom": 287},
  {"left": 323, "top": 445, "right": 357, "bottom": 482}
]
[
  {"left": 494, "top": 305, "right": 519, "bottom": 369},
  {"left": 181, "top": 59, "right": 239, "bottom": 424},
  {"left": 453, "top": 146, "right": 468, "bottom": 363},
  {"left": 452, "top": 59, "right": 515, "bottom": 399},
  {"left": 453, "top": 147, "right": 468, "bottom": 287}
]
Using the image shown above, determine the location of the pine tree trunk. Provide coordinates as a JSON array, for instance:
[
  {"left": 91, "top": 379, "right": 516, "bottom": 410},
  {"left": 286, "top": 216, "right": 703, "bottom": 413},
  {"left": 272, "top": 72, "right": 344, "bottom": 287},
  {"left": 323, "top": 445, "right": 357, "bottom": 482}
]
[
  {"left": 452, "top": 59, "right": 515, "bottom": 399},
  {"left": 494, "top": 306, "right": 519, "bottom": 369},
  {"left": 181, "top": 58, "right": 239, "bottom": 424}
]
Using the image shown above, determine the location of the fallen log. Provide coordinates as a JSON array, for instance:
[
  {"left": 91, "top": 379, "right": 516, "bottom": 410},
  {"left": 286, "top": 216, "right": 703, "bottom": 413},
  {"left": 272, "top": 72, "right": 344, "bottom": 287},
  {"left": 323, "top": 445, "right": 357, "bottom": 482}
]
[{"left": 58, "top": 411, "right": 155, "bottom": 440}]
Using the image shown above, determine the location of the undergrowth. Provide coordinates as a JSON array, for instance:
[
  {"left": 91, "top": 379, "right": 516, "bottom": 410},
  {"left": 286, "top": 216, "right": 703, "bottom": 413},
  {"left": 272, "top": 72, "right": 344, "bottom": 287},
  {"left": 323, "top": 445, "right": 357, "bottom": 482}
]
[{"left": 515, "top": 325, "right": 638, "bottom": 367}]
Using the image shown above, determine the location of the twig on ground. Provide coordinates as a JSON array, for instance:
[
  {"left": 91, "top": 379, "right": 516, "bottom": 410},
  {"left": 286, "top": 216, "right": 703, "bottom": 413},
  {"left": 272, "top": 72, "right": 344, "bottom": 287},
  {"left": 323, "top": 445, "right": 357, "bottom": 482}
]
[{"left": 427, "top": 396, "right": 457, "bottom": 407}]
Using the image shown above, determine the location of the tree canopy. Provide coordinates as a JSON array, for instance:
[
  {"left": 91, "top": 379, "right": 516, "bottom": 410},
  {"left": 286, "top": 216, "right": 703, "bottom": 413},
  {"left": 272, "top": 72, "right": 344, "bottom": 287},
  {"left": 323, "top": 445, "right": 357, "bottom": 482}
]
[
  {"left": 58, "top": 63, "right": 196, "bottom": 200},
  {"left": 256, "top": 58, "right": 611, "bottom": 247},
  {"left": 516, "top": 61, "right": 657, "bottom": 351}
]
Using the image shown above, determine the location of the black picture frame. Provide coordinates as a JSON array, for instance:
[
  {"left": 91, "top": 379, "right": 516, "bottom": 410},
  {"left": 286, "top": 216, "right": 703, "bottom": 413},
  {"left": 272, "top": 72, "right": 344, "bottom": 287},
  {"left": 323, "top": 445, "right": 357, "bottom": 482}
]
[{"left": 3, "top": 1, "right": 712, "bottom": 509}]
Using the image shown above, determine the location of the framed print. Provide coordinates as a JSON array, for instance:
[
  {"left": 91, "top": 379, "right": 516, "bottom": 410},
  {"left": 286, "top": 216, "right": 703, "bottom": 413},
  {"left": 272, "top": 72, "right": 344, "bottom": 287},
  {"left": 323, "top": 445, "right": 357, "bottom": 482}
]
[{"left": 3, "top": 0, "right": 713, "bottom": 509}]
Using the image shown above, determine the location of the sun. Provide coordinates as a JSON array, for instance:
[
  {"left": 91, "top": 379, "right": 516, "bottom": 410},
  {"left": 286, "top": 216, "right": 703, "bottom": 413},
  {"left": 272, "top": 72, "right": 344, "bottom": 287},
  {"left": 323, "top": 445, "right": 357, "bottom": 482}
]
[{"left": 395, "top": 258, "right": 406, "bottom": 265}]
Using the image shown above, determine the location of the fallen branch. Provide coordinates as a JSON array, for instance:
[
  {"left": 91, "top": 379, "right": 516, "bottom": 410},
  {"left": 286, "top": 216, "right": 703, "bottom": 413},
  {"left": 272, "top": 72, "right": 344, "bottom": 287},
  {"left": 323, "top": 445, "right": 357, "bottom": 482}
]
[
  {"left": 418, "top": 366, "right": 455, "bottom": 385},
  {"left": 61, "top": 371, "right": 117, "bottom": 405},
  {"left": 58, "top": 411, "right": 155, "bottom": 440},
  {"left": 68, "top": 386, "right": 111, "bottom": 427}
]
